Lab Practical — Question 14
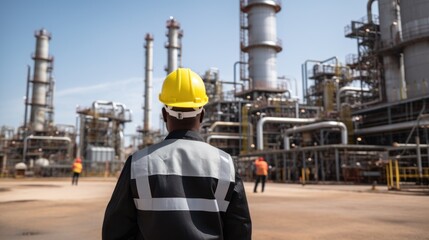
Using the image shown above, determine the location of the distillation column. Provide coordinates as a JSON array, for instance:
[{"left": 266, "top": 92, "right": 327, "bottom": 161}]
[
  {"left": 30, "top": 29, "right": 53, "bottom": 132},
  {"left": 400, "top": 0, "right": 429, "bottom": 98},
  {"left": 377, "top": 0, "right": 406, "bottom": 102},
  {"left": 241, "top": 0, "right": 282, "bottom": 94},
  {"left": 143, "top": 33, "right": 153, "bottom": 133},
  {"left": 165, "top": 17, "right": 183, "bottom": 75}
]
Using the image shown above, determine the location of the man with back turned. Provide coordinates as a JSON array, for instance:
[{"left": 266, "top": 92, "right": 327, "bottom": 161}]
[{"left": 102, "top": 68, "right": 252, "bottom": 240}]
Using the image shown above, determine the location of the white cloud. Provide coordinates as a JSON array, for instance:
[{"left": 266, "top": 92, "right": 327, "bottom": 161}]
[{"left": 56, "top": 77, "right": 142, "bottom": 97}]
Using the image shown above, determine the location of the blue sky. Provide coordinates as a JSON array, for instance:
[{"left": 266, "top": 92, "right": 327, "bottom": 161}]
[{"left": 0, "top": 0, "right": 373, "bottom": 137}]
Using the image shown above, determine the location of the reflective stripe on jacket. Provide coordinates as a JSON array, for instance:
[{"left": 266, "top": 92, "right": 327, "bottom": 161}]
[{"left": 102, "top": 130, "right": 252, "bottom": 240}]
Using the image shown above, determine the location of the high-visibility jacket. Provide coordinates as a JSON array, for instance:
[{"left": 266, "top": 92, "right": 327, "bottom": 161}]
[
  {"left": 255, "top": 159, "right": 268, "bottom": 176},
  {"left": 102, "top": 130, "right": 252, "bottom": 240},
  {"left": 72, "top": 162, "right": 83, "bottom": 174}
]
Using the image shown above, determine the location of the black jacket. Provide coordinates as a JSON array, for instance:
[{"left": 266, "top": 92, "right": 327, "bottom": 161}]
[{"left": 102, "top": 130, "right": 252, "bottom": 240}]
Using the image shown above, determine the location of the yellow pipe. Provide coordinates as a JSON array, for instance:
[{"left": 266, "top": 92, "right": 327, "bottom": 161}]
[
  {"left": 389, "top": 160, "right": 394, "bottom": 189},
  {"left": 395, "top": 160, "right": 400, "bottom": 190},
  {"left": 386, "top": 165, "right": 390, "bottom": 189}
]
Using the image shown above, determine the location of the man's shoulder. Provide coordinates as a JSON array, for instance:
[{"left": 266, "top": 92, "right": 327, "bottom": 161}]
[
  {"left": 129, "top": 140, "right": 172, "bottom": 160},
  {"left": 129, "top": 138, "right": 232, "bottom": 163}
]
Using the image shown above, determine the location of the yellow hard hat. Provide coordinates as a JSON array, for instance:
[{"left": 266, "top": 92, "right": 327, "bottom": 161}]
[{"left": 159, "top": 68, "right": 209, "bottom": 108}]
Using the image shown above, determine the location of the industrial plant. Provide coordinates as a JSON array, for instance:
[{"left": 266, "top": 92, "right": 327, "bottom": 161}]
[{"left": 0, "top": 0, "right": 428, "bottom": 191}]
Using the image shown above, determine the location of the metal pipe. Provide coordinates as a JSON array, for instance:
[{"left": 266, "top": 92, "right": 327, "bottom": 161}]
[
  {"left": 46, "top": 73, "right": 55, "bottom": 127},
  {"left": 92, "top": 101, "right": 131, "bottom": 119},
  {"left": 283, "top": 121, "right": 348, "bottom": 150},
  {"left": 321, "top": 56, "right": 339, "bottom": 65},
  {"left": 208, "top": 121, "right": 241, "bottom": 132},
  {"left": 295, "top": 99, "right": 299, "bottom": 118},
  {"left": 144, "top": 33, "right": 153, "bottom": 132},
  {"left": 22, "top": 135, "right": 72, "bottom": 162},
  {"left": 354, "top": 119, "right": 429, "bottom": 135},
  {"left": 321, "top": 153, "right": 325, "bottom": 181},
  {"left": 392, "top": 143, "right": 429, "bottom": 148},
  {"left": 114, "top": 103, "right": 132, "bottom": 120},
  {"left": 24, "top": 65, "right": 31, "bottom": 133},
  {"left": 301, "top": 60, "right": 321, "bottom": 104},
  {"left": 314, "top": 150, "right": 319, "bottom": 181},
  {"left": 233, "top": 61, "right": 247, "bottom": 96},
  {"left": 367, "top": 0, "right": 377, "bottom": 23},
  {"left": 206, "top": 135, "right": 243, "bottom": 144},
  {"left": 335, "top": 148, "right": 340, "bottom": 182},
  {"left": 425, "top": 128, "right": 429, "bottom": 170},
  {"left": 336, "top": 86, "right": 370, "bottom": 111},
  {"left": 257, "top": 117, "right": 316, "bottom": 150},
  {"left": 239, "top": 102, "right": 242, "bottom": 153},
  {"left": 119, "top": 131, "right": 124, "bottom": 161},
  {"left": 92, "top": 100, "right": 114, "bottom": 113},
  {"left": 284, "top": 135, "right": 290, "bottom": 150},
  {"left": 416, "top": 136, "right": 423, "bottom": 181},
  {"left": 302, "top": 57, "right": 338, "bottom": 104}
]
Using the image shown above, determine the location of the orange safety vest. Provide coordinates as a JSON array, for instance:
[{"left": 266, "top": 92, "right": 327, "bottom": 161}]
[
  {"left": 255, "top": 159, "right": 268, "bottom": 176},
  {"left": 73, "top": 162, "right": 83, "bottom": 174}
]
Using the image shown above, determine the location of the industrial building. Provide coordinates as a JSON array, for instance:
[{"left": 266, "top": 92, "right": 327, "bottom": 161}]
[
  {"left": 199, "top": 0, "right": 429, "bottom": 188},
  {"left": 1, "top": 0, "right": 428, "bottom": 190}
]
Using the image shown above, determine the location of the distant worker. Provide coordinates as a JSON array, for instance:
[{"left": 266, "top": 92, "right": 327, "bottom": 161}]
[
  {"left": 71, "top": 157, "right": 83, "bottom": 186},
  {"left": 253, "top": 156, "right": 268, "bottom": 193},
  {"left": 102, "top": 68, "right": 252, "bottom": 239}
]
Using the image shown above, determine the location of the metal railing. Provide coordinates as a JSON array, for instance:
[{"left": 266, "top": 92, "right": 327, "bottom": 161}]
[{"left": 386, "top": 160, "right": 429, "bottom": 191}]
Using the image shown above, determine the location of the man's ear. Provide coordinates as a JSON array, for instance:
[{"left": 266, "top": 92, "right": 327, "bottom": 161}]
[
  {"left": 199, "top": 108, "right": 205, "bottom": 123},
  {"left": 162, "top": 107, "right": 168, "bottom": 123}
]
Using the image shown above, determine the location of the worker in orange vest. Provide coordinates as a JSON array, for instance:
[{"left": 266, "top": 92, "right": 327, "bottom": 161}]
[
  {"left": 253, "top": 157, "right": 268, "bottom": 193},
  {"left": 72, "top": 157, "right": 83, "bottom": 185}
]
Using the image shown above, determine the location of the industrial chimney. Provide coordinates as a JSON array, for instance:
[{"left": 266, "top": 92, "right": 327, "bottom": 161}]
[
  {"left": 240, "top": 0, "right": 283, "bottom": 96},
  {"left": 30, "top": 29, "right": 53, "bottom": 132},
  {"left": 165, "top": 17, "right": 183, "bottom": 75},
  {"left": 143, "top": 33, "right": 153, "bottom": 133}
]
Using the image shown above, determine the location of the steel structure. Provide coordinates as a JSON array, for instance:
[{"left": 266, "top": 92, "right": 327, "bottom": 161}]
[
  {"left": 205, "top": 0, "right": 429, "bottom": 187},
  {"left": 202, "top": 69, "right": 244, "bottom": 157},
  {"left": 1, "top": 1, "right": 428, "bottom": 187},
  {"left": 76, "top": 101, "right": 132, "bottom": 163},
  {"left": 0, "top": 29, "right": 78, "bottom": 177}
]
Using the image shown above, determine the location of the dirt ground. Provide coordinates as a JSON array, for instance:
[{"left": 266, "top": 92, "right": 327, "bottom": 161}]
[{"left": 0, "top": 178, "right": 428, "bottom": 240}]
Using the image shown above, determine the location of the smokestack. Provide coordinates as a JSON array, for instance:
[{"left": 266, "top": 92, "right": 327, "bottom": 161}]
[
  {"left": 240, "top": 0, "right": 282, "bottom": 94},
  {"left": 30, "top": 28, "right": 53, "bottom": 131},
  {"left": 165, "top": 17, "right": 183, "bottom": 75},
  {"left": 143, "top": 33, "right": 153, "bottom": 132}
]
